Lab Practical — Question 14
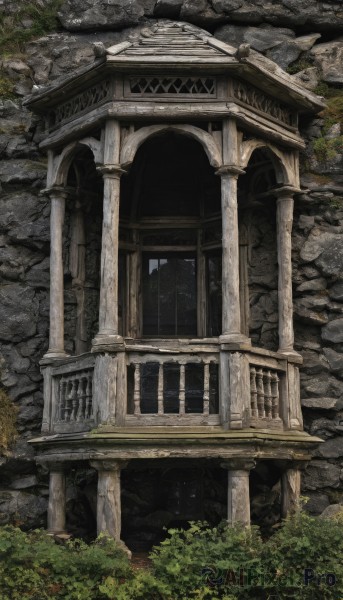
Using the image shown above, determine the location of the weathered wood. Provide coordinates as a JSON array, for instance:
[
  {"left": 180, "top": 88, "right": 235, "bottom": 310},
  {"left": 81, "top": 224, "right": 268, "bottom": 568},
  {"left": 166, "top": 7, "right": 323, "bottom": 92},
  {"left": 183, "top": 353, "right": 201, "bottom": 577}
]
[
  {"left": 93, "top": 120, "right": 124, "bottom": 346},
  {"left": 287, "top": 363, "right": 303, "bottom": 430},
  {"left": 124, "top": 415, "right": 221, "bottom": 426},
  {"left": 92, "top": 353, "right": 119, "bottom": 425},
  {"left": 227, "top": 352, "right": 250, "bottom": 429},
  {"left": 45, "top": 188, "right": 68, "bottom": 359},
  {"left": 221, "top": 459, "right": 255, "bottom": 525},
  {"left": 48, "top": 467, "right": 66, "bottom": 533},
  {"left": 276, "top": 190, "right": 295, "bottom": 353},
  {"left": 41, "top": 366, "right": 53, "bottom": 433},
  {"left": 91, "top": 459, "right": 128, "bottom": 540},
  {"left": 281, "top": 466, "right": 301, "bottom": 517}
]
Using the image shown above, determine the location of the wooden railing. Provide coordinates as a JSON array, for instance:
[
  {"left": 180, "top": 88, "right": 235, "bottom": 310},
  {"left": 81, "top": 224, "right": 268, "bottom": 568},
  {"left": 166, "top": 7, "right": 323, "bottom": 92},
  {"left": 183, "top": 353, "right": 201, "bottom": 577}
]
[
  {"left": 249, "top": 367, "right": 281, "bottom": 422},
  {"left": 126, "top": 353, "right": 220, "bottom": 425},
  {"left": 57, "top": 370, "right": 93, "bottom": 423},
  {"left": 42, "top": 354, "right": 96, "bottom": 433}
]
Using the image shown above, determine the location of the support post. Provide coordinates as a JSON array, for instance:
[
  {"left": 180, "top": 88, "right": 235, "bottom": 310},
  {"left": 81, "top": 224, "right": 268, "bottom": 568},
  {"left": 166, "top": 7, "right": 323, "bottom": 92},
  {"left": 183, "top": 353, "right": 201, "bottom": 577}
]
[
  {"left": 44, "top": 187, "right": 68, "bottom": 360},
  {"left": 281, "top": 463, "right": 303, "bottom": 518},
  {"left": 93, "top": 120, "right": 126, "bottom": 348},
  {"left": 90, "top": 459, "right": 128, "bottom": 541},
  {"left": 48, "top": 464, "right": 66, "bottom": 533},
  {"left": 221, "top": 459, "right": 255, "bottom": 525},
  {"left": 275, "top": 186, "right": 299, "bottom": 355},
  {"left": 217, "top": 118, "right": 250, "bottom": 345}
]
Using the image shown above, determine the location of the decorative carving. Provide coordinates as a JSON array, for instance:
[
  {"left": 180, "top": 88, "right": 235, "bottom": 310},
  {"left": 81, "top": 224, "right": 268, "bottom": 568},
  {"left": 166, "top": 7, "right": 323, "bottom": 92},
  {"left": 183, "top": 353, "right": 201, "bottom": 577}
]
[
  {"left": 128, "top": 77, "right": 216, "bottom": 96},
  {"left": 232, "top": 79, "right": 293, "bottom": 126},
  {"left": 57, "top": 370, "right": 93, "bottom": 423},
  {"left": 49, "top": 80, "right": 111, "bottom": 129}
]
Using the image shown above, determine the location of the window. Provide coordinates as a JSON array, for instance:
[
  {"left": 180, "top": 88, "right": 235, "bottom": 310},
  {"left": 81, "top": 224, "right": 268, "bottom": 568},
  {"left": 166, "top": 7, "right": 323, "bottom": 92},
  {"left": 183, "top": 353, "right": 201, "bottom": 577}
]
[{"left": 142, "top": 254, "right": 197, "bottom": 336}]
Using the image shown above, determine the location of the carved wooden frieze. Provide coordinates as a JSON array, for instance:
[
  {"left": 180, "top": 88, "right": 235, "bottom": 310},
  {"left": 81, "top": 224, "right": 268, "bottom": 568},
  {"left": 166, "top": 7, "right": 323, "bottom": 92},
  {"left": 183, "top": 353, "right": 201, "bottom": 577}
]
[
  {"left": 49, "top": 79, "right": 112, "bottom": 130},
  {"left": 232, "top": 79, "right": 294, "bottom": 127},
  {"left": 126, "top": 76, "right": 216, "bottom": 97}
]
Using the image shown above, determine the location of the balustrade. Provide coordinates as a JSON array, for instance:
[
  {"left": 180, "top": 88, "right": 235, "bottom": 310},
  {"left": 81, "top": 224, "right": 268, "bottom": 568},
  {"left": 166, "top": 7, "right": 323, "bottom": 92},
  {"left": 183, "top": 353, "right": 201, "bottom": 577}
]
[
  {"left": 57, "top": 370, "right": 93, "bottom": 423},
  {"left": 249, "top": 364, "right": 282, "bottom": 427},
  {"left": 127, "top": 353, "right": 219, "bottom": 422}
]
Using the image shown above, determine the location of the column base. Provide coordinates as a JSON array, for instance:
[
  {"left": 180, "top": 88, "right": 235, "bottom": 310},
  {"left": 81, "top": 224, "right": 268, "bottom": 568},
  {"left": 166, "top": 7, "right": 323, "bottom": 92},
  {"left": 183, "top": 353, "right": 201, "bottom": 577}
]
[
  {"left": 92, "top": 334, "right": 124, "bottom": 351},
  {"left": 41, "top": 350, "right": 69, "bottom": 364},
  {"left": 219, "top": 333, "right": 251, "bottom": 348}
]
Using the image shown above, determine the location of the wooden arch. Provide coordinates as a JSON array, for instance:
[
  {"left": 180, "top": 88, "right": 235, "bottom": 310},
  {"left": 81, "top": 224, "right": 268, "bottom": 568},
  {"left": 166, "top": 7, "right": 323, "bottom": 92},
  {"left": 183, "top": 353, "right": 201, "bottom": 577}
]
[{"left": 50, "top": 137, "right": 102, "bottom": 187}]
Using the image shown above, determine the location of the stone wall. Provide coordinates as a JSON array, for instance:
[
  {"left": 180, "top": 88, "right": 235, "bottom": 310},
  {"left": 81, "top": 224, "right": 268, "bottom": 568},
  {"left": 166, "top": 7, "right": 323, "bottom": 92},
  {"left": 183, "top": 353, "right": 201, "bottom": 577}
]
[{"left": 0, "top": 0, "right": 342, "bottom": 526}]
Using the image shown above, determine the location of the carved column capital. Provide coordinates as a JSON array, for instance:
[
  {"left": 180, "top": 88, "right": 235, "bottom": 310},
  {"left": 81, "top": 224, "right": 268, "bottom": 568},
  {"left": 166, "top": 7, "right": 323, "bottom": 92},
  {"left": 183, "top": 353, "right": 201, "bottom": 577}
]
[
  {"left": 221, "top": 458, "right": 256, "bottom": 472},
  {"left": 97, "top": 164, "right": 127, "bottom": 179},
  {"left": 216, "top": 164, "right": 245, "bottom": 178},
  {"left": 41, "top": 186, "right": 70, "bottom": 201},
  {"left": 273, "top": 185, "right": 301, "bottom": 200},
  {"left": 90, "top": 459, "right": 129, "bottom": 472}
]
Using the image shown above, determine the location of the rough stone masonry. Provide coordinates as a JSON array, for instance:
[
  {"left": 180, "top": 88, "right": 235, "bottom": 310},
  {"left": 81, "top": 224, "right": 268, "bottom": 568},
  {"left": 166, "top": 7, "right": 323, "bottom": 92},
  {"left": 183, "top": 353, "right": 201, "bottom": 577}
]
[{"left": 0, "top": 0, "right": 342, "bottom": 532}]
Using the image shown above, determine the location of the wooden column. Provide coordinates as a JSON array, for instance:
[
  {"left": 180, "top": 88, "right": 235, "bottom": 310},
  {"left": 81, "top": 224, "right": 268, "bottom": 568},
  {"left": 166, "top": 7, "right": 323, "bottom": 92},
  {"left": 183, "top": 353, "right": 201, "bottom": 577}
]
[
  {"left": 90, "top": 459, "right": 128, "bottom": 540},
  {"left": 276, "top": 186, "right": 299, "bottom": 354},
  {"left": 281, "top": 462, "right": 304, "bottom": 518},
  {"left": 218, "top": 119, "right": 249, "bottom": 344},
  {"left": 48, "top": 464, "right": 66, "bottom": 533},
  {"left": 44, "top": 187, "right": 68, "bottom": 359},
  {"left": 93, "top": 120, "right": 125, "bottom": 348},
  {"left": 221, "top": 459, "right": 255, "bottom": 525}
]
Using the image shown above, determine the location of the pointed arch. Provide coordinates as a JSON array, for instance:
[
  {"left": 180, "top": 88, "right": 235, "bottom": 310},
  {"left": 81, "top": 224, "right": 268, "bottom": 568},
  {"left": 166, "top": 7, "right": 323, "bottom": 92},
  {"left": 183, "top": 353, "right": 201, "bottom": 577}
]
[{"left": 240, "top": 139, "right": 296, "bottom": 186}]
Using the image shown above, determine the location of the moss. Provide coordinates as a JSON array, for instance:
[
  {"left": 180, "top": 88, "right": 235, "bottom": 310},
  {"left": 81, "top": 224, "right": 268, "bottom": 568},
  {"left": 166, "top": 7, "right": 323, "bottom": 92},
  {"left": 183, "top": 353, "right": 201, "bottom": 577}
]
[
  {"left": 0, "top": 0, "right": 63, "bottom": 54},
  {"left": 0, "top": 388, "right": 18, "bottom": 455},
  {"left": 0, "top": 72, "right": 15, "bottom": 99},
  {"left": 313, "top": 135, "right": 343, "bottom": 163},
  {"left": 286, "top": 59, "right": 313, "bottom": 75}
]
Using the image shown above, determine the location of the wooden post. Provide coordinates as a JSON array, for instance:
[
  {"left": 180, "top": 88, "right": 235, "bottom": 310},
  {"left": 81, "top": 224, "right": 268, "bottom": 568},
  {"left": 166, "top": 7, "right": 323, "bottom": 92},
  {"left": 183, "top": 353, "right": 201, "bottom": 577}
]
[
  {"left": 221, "top": 459, "right": 255, "bottom": 525},
  {"left": 281, "top": 462, "right": 304, "bottom": 518},
  {"left": 44, "top": 187, "right": 68, "bottom": 359},
  {"left": 218, "top": 118, "right": 249, "bottom": 345},
  {"left": 48, "top": 464, "right": 66, "bottom": 533},
  {"left": 93, "top": 120, "right": 125, "bottom": 348},
  {"left": 90, "top": 460, "right": 128, "bottom": 540},
  {"left": 276, "top": 187, "right": 299, "bottom": 354}
]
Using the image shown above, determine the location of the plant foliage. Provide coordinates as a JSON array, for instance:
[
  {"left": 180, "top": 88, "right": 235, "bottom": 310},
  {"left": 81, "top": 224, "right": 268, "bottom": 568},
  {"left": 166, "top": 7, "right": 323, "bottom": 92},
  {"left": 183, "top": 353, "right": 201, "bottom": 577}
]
[{"left": 0, "top": 388, "right": 17, "bottom": 455}]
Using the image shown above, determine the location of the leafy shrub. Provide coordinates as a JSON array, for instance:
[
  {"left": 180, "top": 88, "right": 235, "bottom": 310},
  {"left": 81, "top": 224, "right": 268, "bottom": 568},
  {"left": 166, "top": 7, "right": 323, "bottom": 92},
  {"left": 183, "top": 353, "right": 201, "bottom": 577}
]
[
  {"left": 262, "top": 509, "right": 343, "bottom": 599},
  {"left": 1, "top": 512, "right": 342, "bottom": 599},
  {"left": 0, "top": 526, "right": 132, "bottom": 600}
]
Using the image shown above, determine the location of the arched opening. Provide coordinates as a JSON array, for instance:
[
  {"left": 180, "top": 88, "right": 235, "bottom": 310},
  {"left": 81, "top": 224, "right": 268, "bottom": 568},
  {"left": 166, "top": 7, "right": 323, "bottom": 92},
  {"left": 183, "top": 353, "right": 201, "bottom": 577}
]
[
  {"left": 63, "top": 147, "right": 103, "bottom": 354},
  {"left": 238, "top": 148, "right": 279, "bottom": 351},
  {"left": 120, "top": 132, "right": 222, "bottom": 339}
]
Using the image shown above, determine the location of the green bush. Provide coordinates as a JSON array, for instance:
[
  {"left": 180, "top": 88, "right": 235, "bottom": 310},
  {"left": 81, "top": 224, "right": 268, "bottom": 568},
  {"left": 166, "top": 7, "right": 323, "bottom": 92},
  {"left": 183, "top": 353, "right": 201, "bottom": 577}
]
[
  {"left": 1, "top": 512, "right": 342, "bottom": 600},
  {"left": 0, "top": 526, "right": 132, "bottom": 600}
]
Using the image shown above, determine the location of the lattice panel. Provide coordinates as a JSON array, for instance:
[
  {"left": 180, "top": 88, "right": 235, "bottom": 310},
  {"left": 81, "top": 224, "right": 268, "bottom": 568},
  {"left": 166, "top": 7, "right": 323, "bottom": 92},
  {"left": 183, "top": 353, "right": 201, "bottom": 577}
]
[
  {"left": 50, "top": 80, "right": 111, "bottom": 129},
  {"left": 232, "top": 79, "right": 293, "bottom": 126},
  {"left": 129, "top": 77, "right": 216, "bottom": 96}
]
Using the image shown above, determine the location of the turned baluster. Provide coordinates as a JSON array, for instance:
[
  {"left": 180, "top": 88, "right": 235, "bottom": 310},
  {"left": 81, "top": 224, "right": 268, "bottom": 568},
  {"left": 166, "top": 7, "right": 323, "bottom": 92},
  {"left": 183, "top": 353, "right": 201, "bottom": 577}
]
[
  {"left": 179, "top": 364, "right": 185, "bottom": 415},
  {"left": 264, "top": 370, "right": 272, "bottom": 419},
  {"left": 76, "top": 375, "right": 85, "bottom": 421},
  {"left": 256, "top": 368, "right": 265, "bottom": 418},
  {"left": 85, "top": 373, "right": 92, "bottom": 419},
  {"left": 157, "top": 362, "right": 164, "bottom": 415},
  {"left": 250, "top": 367, "right": 258, "bottom": 418},
  {"left": 70, "top": 378, "right": 78, "bottom": 421},
  {"left": 64, "top": 380, "right": 73, "bottom": 421},
  {"left": 203, "top": 362, "right": 210, "bottom": 416},
  {"left": 59, "top": 378, "right": 67, "bottom": 421},
  {"left": 271, "top": 372, "right": 280, "bottom": 419},
  {"left": 133, "top": 363, "right": 141, "bottom": 415}
]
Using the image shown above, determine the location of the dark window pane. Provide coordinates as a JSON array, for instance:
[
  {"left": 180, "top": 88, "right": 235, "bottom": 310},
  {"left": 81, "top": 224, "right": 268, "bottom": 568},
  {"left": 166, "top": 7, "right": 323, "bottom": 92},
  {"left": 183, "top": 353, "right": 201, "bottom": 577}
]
[
  {"left": 209, "top": 362, "right": 219, "bottom": 414},
  {"left": 207, "top": 255, "right": 222, "bottom": 337},
  {"left": 143, "top": 255, "right": 197, "bottom": 336},
  {"left": 140, "top": 362, "right": 159, "bottom": 414},
  {"left": 164, "top": 363, "right": 179, "bottom": 413},
  {"left": 185, "top": 363, "right": 203, "bottom": 413}
]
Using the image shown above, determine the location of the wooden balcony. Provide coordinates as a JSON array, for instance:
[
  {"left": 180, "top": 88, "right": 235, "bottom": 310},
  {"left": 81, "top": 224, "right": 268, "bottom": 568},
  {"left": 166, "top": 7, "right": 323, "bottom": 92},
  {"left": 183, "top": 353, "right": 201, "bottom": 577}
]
[{"left": 42, "top": 341, "right": 302, "bottom": 435}]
